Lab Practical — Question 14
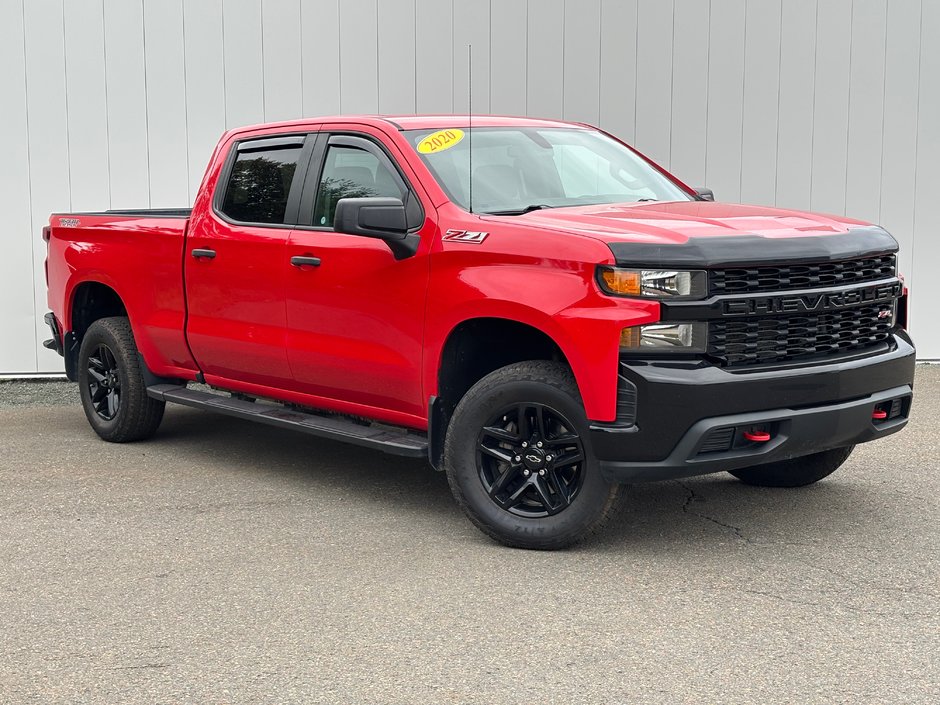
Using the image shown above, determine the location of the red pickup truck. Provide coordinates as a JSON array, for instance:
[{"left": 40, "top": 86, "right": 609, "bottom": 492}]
[{"left": 43, "top": 115, "right": 915, "bottom": 549}]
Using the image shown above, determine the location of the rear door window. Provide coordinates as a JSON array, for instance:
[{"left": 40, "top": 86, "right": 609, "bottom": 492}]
[{"left": 219, "top": 140, "right": 304, "bottom": 224}]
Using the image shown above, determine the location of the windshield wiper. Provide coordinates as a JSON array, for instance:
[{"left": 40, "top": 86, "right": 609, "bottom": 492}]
[{"left": 484, "top": 204, "right": 557, "bottom": 216}]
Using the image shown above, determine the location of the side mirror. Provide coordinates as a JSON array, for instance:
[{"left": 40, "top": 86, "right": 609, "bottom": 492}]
[
  {"left": 333, "top": 197, "right": 419, "bottom": 259},
  {"left": 694, "top": 187, "right": 715, "bottom": 202}
]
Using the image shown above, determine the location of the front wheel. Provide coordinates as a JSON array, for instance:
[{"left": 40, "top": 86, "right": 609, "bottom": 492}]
[
  {"left": 78, "top": 317, "right": 165, "bottom": 442},
  {"left": 443, "top": 361, "right": 621, "bottom": 550},
  {"left": 728, "top": 446, "right": 855, "bottom": 488}
]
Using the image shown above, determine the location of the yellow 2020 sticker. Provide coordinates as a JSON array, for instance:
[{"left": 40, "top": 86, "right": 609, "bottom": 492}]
[{"left": 417, "top": 129, "right": 465, "bottom": 154}]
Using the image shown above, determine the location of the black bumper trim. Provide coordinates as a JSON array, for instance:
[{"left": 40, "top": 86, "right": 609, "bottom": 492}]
[
  {"left": 597, "top": 385, "right": 912, "bottom": 483},
  {"left": 588, "top": 331, "right": 915, "bottom": 474}
]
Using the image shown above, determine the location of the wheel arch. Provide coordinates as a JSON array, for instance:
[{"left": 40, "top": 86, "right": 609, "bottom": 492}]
[{"left": 429, "top": 315, "right": 576, "bottom": 470}]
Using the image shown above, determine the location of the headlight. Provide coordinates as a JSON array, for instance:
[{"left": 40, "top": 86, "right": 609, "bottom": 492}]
[
  {"left": 598, "top": 267, "right": 708, "bottom": 299},
  {"left": 620, "top": 322, "right": 708, "bottom": 353}
]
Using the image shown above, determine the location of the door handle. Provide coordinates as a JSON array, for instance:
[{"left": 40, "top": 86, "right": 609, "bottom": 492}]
[
  {"left": 290, "top": 255, "right": 321, "bottom": 267},
  {"left": 192, "top": 248, "right": 216, "bottom": 259}
]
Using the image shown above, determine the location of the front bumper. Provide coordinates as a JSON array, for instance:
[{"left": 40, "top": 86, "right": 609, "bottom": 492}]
[{"left": 589, "top": 331, "right": 915, "bottom": 483}]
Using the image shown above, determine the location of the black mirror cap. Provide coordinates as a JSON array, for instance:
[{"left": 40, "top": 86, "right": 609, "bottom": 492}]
[
  {"left": 334, "top": 197, "right": 419, "bottom": 259},
  {"left": 694, "top": 187, "right": 715, "bottom": 202}
]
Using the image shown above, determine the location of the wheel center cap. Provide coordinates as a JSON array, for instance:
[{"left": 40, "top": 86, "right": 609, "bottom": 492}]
[{"left": 522, "top": 448, "right": 546, "bottom": 470}]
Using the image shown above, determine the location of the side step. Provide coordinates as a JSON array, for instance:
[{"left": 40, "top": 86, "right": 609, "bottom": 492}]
[{"left": 147, "top": 384, "right": 428, "bottom": 458}]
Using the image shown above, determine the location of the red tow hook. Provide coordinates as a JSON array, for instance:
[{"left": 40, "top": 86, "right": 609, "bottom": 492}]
[
  {"left": 743, "top": 430, "right": 771, "bottom": 442},
  {"left": 872, "top": 409, "right": 888, "bottom": 420}
]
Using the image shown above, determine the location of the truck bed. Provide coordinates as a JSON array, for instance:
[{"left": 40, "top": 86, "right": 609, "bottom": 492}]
[{"left": 46, "top": 209, "right": 196, "bottom": 380}]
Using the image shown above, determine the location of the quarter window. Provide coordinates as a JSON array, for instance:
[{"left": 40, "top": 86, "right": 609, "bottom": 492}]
[{"left": 220, "top": 143, "right": 303, "bottom": 224}]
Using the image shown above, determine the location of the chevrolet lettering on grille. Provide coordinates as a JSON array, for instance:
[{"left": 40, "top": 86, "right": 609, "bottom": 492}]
[{"left": 722, "top": 282, "right": 901, "bottom": 316}]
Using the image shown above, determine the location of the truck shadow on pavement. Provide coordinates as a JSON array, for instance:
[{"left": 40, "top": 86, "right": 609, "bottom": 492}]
[{"left": 149, "top": 405, "right": 888, "bottom": 553}]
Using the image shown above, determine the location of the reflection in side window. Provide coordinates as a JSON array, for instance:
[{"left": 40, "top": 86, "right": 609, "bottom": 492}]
[
  {"left": 220, "top": 145, "right": 302, "bottom": 224},
  {"left": 313, "top": 146, "right": 403, "bottom": 227}
]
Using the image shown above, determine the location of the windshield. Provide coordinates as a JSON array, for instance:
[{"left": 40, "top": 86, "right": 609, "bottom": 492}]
[{"left": 405, "top": 127, "right": 691, "bottom": 214}]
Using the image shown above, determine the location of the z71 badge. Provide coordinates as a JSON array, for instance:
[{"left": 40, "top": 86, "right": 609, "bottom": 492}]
[{"left": 443, "top": 229, "right": 489, "bottom": 244}]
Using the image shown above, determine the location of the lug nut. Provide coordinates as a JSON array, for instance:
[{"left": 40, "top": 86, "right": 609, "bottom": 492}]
[
  {"left": 522, "top": 442, "right": 528, "bottom": 448},
  {"left": 546, "top": 455, "right": 553, "bottom": 461},
  {"left": 514, "top": 455, "right": 521, "bottom": 462},
  {"left": 536, "top": 441, "right": 543, "bottom": 448},
  {"left": 523, "top": 469, "right": 530, "bottom": 477},
  {"left": 538, "top": 469, "right": 546, "bottom": 476}
]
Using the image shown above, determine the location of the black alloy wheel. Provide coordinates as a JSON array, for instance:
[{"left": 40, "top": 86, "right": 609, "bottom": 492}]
[
  {"left": 86, "top": 343, "right": 122, "bottom": 420},
  {"left": 77, "top": 317, "right": 165, "bottom": 442},
  {"left": 444, "top": 361, "right": 621, "bottom": 550},
  {"left": 477, "top": 403, "right": 586, "bottom": 518}
]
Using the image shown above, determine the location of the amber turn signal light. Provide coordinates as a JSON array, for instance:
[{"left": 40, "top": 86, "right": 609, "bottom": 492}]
[{"left": 600, "top": 269, "right": 642, "bottom": 296}]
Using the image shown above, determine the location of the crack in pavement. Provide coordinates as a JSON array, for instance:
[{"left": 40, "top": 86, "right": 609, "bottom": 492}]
[{"left": 678, "top": 481, "right": 753, "bottom": 544}]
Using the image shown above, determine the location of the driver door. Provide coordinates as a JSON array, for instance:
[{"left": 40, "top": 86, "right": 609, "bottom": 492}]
[{"left": 284, "top": 131, "right": 432, "bottom": 423}]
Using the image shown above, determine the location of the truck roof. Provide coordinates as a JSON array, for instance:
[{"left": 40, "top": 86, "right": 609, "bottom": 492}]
[{"left": 226, "top": 114, "right": 586, "bottom": 138}]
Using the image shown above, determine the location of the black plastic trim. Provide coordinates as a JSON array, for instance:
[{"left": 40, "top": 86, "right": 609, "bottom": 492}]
[
  {"left": 659, "top": 278, "right": 901, "bottom": 321},
  {"left": 607, "top": 226, "right": 899, "bottom": 268},
  {"left": 147, "top": 384, "right": 429, "bottom": 458},
  {"left": 589, "top": 330, "right": 916, "bottom": 466},
  {"left": 597, "top": 384, "right": 912, "bottom": 483}
]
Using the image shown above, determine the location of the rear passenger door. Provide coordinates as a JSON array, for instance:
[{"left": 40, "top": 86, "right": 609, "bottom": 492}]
[{"left": 185, "top": 134, "right": 313, "bottom": 389}]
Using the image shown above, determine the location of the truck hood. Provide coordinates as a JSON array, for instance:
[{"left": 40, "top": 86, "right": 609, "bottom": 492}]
[{"left": 501, "top": 201, "right": 898, "bottom": 267}]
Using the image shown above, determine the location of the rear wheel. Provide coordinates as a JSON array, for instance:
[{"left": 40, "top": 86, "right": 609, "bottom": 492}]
[
  {"left": 443, "top": 361, "right": 620, "bottom": 550},
  {"left": 728, "top": 446, "right": 854, "bottom": 488},
  {"left": 78, "top": 317, "right": 165, "bottom": 442}
]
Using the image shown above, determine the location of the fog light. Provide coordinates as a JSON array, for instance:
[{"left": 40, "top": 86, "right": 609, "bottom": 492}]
[{"left": 620, "top": 322, "right": 708, "bottom": 353}]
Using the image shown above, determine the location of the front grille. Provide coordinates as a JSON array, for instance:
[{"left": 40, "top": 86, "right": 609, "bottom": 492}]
[
  {"left": 709, "top": 304, "right": 894, "bottom": 367},
  {"left": 709, "top": 254, "right": 896, "bottom": 296}
]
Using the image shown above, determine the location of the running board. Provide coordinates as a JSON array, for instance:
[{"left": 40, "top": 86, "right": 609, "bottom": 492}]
[{"left": 147, "top": 384, "right": 428, "bottom": 458}]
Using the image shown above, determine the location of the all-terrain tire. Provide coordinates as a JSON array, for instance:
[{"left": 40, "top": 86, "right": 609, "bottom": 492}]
[
  {"left": 728, "top": 446, "right": 855, "bottom": 488},
  {"left": 78, "top": 317, "right": 165, "bottom": 442},
  {"left": 443, "top": 361, "right": 621, "bottom": 550}
]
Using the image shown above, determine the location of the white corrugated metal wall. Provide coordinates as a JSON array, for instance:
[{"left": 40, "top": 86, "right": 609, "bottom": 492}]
[{"left": 1, "top": 0, "right": 937, "bottom": 374}]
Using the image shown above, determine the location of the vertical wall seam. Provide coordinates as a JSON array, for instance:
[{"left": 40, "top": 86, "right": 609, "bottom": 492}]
[
  {"left": 261, "top": 0, "right": 268, "bottom": 119},
  {"left": 842, "top": 0, "right": 855, "bottom": 214},
  {"left": 374, "top": 0, "right": 379, "bottom": 112},
  {"left": 808, "top": 0, "right": 819, "bottom": 208},
  {"left": 181, "top": 0, "right": 191, "bottom": 198},
  {"left": 561, "top": 0, "right": 566, "bottom": 119},
  {"left": 524, "top": 0, "right": 529, "bottom": 115},
  {"left": 773, "top": 0, "right": 784, "bottom": 206},
  {"left": 100, "top": 0, "right": 112, "bottom": 209},
  {"left": 21, "top": 0, "right": 38, "bottom": 370},
  {"left": 704, "top": 0, "right": 712, "bottom": 185},
  {"left": 668, "top": 0, "right": 676, "bottom": 169},
  {"left": 450, "top": 0, "right": 457, "bottom": 113},
  {"left": 632, "top": 1, "right": 638, "bottom": 142},
  {"left": 737, "top": 0, "right": 746, "bottom": 200},
  {"left": 61, "top": 0, "right": 73, "bottom": 211},
  {"left": 140, "top": 0, "right": 152, "bottom": 207},
  {"left": 876, "top": 0, "right": 888, "bottom": 225},
  {"left": 596, "top": 0, "right": 602, "bottom": 125},
  {"left": 909, "top": 0, "right": 925, "bottom": 309},
  {"left": 221, "top": 0, "right": 228, "bottom": 126}
]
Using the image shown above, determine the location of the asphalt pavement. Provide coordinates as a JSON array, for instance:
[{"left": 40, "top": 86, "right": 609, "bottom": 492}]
[{"left": 1, "top": 368, "right": 938, "bottom": 704}]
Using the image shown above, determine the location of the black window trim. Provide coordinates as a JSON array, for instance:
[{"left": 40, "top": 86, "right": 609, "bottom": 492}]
[
  {"left": 295, "top": 131, "right": 425, "bottom": 233},
  {"left": 212, "top": 133, "right": 315, "bottom": 229}
]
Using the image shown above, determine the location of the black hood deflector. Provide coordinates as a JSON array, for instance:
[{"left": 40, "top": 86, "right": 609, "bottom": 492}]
[{"left": 606, "top": 226, "right": 898, "bottom": 268}]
